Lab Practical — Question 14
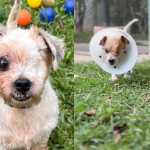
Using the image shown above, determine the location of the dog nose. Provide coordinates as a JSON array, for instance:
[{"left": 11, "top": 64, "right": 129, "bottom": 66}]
[
  {"left": 108, "top": 59, "right": 115, "bottom": 65},
  {"left": 15, "top": 79, "right": 31, "bottom": 93}
]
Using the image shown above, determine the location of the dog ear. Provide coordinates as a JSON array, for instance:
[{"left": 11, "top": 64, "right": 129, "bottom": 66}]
[
  {"left": 121, "top": 36, "right": 129, "bottom": 45},
  {"left": 29, "top": 26, "right": 65, "bottom": 71},
  {"left": 6, "top": 0, "right": 21, "bottom": 31},
  {"left": 100, "top": 36, "right": 107, "bottom": 46},
  {"left": 0, "top": 25, "right": 5, "bottom": 40}
]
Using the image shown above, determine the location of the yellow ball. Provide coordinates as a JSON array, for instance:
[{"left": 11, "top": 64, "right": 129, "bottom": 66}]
[
  {"left": 27, "top": 0, "right": 42, "bottom": 8},
  {"left": 43, "top": 0, "right": 55, "bottom": 7}
]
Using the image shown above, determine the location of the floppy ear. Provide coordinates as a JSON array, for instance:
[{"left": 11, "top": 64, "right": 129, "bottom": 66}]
[
  {"left": 6, "top": 0, "right": 21, "bottom": 31},
  {"left": 29, "top": 26, "right": 65, "bottom": 71},
  {"left": 99, "top": 36, "right": 107, "bottom": 46},
  {"left": 121, "top": 36, "right": 129, "bottom": 45},
  {"left": 0, "top": 25, "right": 5, "bottom": 40}
]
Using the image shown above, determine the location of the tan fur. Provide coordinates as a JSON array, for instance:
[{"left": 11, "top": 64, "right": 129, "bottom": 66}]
[
  {"left": 0, "top": 0, "right": 65, "bottom": 149},
  {"left": 99, "top": 19, "right": 138, "bottom": 81},
  {"left": 100, "top": 36, "right": 129, "bottom": 61}
]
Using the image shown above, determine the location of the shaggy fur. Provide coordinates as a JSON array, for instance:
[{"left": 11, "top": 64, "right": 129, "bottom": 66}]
[{"left": 0, "top": 0, "right": 65, "bottom": 149}]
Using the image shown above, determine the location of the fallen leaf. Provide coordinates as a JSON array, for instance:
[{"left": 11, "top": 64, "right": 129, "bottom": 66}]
[
  {"left": 85, "top": 110, "right": 97, "bottom": 116},
  {"left": 113, "top": 122, "right": 127, "bottom": 136},
  {"left": 146, "top": 96, "right": 150, "bottom": 101},
  {"left": 113, "top": 122, "right": 127, "bottom": 143},
  {"left": 114, "top": 83, "right": 127, "bottom": 88},
  {"left": 83, "top": 140, "right": 95, "bottom": 146},
  {"left": 115, "top": 135, "right": 122, "bottom": 143},
  {"left": 74, "top": 74, "right": 87, "bottom": 79},
  {"left": 94, "top": 114, "right": 118, "bottom": 127},
  {"left": 84, "top": 65, "right": 89, "bottom": 68},
  {"left": 59, "top": 18, "right": 64, "bottom": 29},
  {"left": 77, "top": 94, "right": 85, "bottom": 97}
]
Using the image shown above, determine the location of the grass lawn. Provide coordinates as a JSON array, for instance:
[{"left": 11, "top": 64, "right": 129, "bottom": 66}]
[
  {"left": 0, "top": 0, "right": 74, "bottom": 149},
  {"left": 74, "top": 32, "right": 148, "bottom": 43},
  {"left": 74, "top": 32, "right": 93, "bottom": 43},
  {"left": 74, "top": 60, "right": 150, "bottom": 150}
]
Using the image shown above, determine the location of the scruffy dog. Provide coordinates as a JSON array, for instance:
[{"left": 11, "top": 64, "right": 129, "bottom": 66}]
[
  {"left": 0, "top": 0, "right": 65, "bottom": 149},
  {"left": 100, "top": 19, "right": 138, "bottom": 81}
]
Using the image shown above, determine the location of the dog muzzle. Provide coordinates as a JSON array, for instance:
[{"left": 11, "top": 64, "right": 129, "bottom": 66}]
[{"left": 89, "top": 28, "right": 138, "bottom": 75}]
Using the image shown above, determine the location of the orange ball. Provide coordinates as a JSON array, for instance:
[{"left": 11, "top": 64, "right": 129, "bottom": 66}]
[{"left": 18, "top": 10, "right": 31, "bottom": 26}]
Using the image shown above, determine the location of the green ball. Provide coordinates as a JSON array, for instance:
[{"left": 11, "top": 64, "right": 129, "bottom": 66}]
[{"left": 0, "top": 8, "right": 3, "bottom": 19}]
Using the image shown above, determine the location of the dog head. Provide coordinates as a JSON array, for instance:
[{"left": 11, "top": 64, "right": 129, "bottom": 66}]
[
  {"left": 0, "top": 0, "right": 65, "bottom": 108},
  {"left": 100, "top": 36, "right": 129, "bottom": 65}
]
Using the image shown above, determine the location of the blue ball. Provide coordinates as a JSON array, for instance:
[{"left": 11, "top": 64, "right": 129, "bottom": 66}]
[
  {"left": 64, "top": 0, "right": 74, "bottom": 15},
  {"left": 40, "top": 8, "right": 55, "bottom": 23}
]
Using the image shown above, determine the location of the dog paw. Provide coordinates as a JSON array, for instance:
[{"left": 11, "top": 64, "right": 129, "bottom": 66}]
[
  {"left": 124, "top": 74, "right": 131, "bottom": 79},
  {"left": 109, "top": 77, "right": 118, "bottom": 82}
]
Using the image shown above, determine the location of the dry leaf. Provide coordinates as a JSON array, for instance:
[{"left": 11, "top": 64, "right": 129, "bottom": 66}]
[
  {"left": 113, "top": 123, "right": 127, "bottom": 143},
  {"left": 77, "top": 94, "right": 85, "bottom": 97},
  {"left": 84, "top": 65, "right": 89, "bottom": 68},
  {"left": 74, "top": 74, "right": 87, "bottom": 79},
  {"left": 59, "top": 18, "right": 64, "bottom": 29},
  {"left": 114, "top": 83, "right": 127, "bottom": 88},
  {"left": 113, "top": 122, "right": 127, "bottom": 136},
  {"left": 115, "top": 135, "right": 122, "bottom": 143},
  {"left": 85, "top": 110, "right": 97, "bottom": 116},
  {"left": 146, "top": 96, "right": 150, "bottom": 101},
  {"left": 94, "top": 114, "right": 117, "bottom": 127}
]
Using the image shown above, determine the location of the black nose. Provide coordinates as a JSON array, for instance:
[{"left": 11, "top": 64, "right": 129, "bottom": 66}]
[
  {"left": 15, "top": 79, "right": 31, "bottom": 93},
  {"left": 108, "top": 59, "right": 115, "bottom": 65}
]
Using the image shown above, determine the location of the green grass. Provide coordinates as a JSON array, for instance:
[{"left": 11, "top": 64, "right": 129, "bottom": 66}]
[
  {"left": 74, "top": 32, "right": 93, "bottom": 43},
  {"left": 74, "top": 32, "right": 148, "bottom": 43},
  {"left": 0, "top": 0, "right": 74, "bottom": 149},
  {"left": 74, "top": 60, "right": 150, "bottom": 150},
  {"left": 132, "top": 34, "right": 148, "bottom": 41}
]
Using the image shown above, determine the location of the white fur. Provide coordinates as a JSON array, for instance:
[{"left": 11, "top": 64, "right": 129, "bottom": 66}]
[
  {"left": 0, "top": 28, "right": 62, "bottom": 150},
  {"left": 0, "top": 80, "right": 59, "bottom": 149},
  {"left": 110, "top": 18, "right": 138, "bottom": 81},
  {"left": 0, "top": 0, "right": 65, "bottom": 149}
]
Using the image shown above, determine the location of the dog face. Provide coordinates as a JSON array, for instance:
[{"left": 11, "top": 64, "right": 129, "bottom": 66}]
[
  {"left": 0, "top": 27, "right": 65, "bottom": 108},
  {"left": 100, "top": 36, "right": 129, "bottom": 65}
]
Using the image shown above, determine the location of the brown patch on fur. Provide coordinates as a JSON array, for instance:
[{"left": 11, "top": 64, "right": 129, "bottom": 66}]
[
  {"left": 100, "top": 36, "right": 129, "bottom": 58},
  {"left": 100, "top": 36, "right": 107, "bottom": 46}
]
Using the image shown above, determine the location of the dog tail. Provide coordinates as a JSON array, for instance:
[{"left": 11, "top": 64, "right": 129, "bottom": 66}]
[
  {"left": 123, "top": 18, "right": 139, "bottom": 32},
  {"left": 7, "top": 0, "right": 21, "bottom": 31}
]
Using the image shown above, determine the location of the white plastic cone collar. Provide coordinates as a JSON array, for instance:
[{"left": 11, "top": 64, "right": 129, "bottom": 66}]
[{"left": 89, "top": 28, "right": 138, "bottom": 74}]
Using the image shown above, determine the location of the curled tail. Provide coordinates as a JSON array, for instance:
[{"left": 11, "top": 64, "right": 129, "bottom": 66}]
[{"left": 123, "top": 18, "right": 139, "bottom": 32}]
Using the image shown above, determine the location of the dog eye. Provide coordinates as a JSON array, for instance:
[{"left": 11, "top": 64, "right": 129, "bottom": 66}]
[
  {"left": 0, "top": 57, "right": 9, "bottom": 71},
  {"left": 105, "top": 49, "right": 109, "bottom": 53}
]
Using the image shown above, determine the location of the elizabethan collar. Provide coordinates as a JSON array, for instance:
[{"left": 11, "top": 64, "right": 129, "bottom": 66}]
[{"left": 89, "top": 28, "right": 138, "bottom": 74}]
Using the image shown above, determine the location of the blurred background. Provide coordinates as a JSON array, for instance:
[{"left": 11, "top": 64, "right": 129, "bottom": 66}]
[{"left": 74, "top": 0, "right": 148, "bottom": 55}]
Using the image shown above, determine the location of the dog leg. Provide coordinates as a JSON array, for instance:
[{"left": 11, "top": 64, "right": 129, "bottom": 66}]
[
  {"left": 110, "top": 74, "right": 118, "bottom": 81},
  {"left": 124, "top": 69, "right": 132, "bottom": 79},
  {"left": 31, "top": 134, "right": 49, "bottom": 150}
]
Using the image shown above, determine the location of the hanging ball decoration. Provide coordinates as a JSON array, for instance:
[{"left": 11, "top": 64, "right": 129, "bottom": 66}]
[
  {"left": 18, "top": 10, "right": 31, "bottom": 26},
  {"left": 40, "top": 8, "right": 55, "bottom": 23},
  {"left": 0, "top": 8, "right": 3, "bottom": 20},
  {"left": 43, "top": 0, "right": 55, "bottom": 7},
  {"left": 27, "top": 0, "right": 42, "bottom": 8},
  {"left": 64, "top": 0, "right": 74, "bottom": 15}
]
